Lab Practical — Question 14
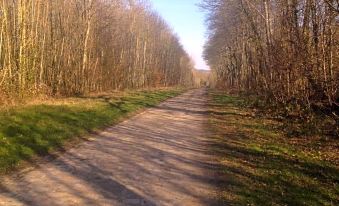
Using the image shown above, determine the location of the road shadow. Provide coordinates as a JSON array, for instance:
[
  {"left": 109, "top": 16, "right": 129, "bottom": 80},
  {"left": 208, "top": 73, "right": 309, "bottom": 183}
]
[{"left": 0, "top": 89, "right": 221, "bottom": 206}]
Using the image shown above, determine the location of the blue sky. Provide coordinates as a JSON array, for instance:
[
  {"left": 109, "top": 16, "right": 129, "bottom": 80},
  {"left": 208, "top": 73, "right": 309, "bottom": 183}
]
[{"left": 150, "top": 0, "right": 209, "bottom": 70}]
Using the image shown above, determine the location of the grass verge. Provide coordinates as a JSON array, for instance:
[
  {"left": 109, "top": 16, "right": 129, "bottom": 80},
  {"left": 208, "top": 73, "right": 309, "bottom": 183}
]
[
  {"left": 209, "top": 90, "right": 339, "bottom": 206},
  {"left": 0, "top": 88, "right": 184, "bottom": 173}
]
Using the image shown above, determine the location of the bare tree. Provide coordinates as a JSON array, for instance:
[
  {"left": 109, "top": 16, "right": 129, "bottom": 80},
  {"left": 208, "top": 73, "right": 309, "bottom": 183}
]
[
  {"left": 202, "top": 0, "right": 338, "bottom": 120},
  {"left": 0, "top": 0, "right": 195, "bottom": 99}
]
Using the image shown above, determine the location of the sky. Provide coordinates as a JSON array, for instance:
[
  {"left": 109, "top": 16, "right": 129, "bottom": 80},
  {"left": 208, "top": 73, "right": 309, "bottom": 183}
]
[{"left": 150, "top": 0, "right": 209, "bottom": 70}]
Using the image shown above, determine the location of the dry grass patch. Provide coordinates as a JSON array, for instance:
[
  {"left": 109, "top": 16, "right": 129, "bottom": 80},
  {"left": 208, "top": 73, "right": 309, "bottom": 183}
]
[{"left": 209, "top": 90, "right": 339, "bottom": 206}]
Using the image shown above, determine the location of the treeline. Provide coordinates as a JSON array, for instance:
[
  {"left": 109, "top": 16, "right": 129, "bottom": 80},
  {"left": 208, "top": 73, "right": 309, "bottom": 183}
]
[
  {"left": 202, "top": 0, "right": 338, "bottom": 121},
  {"left": 193, "top": 70, "right": 210, "bottom": 87},
  {"left": 0, "top": 0, "right": 194, "bottom": 98}
]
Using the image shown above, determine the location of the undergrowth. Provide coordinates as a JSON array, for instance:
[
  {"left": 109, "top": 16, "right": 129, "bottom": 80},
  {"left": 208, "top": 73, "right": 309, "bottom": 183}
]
[
  {"left": 239, "top": 94, "right": 338, "bottom": 137},
  {"left": 209, "top": 90, "right": 339, "bottom": 206}
]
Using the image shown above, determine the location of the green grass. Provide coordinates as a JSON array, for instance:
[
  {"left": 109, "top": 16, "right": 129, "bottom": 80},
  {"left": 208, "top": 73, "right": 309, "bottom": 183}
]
[
  {"left": 0, "top": 89, "right": 183, "bottom": 173},
  {"left": 209, "top": 90, "right": 339, "bottom": 206}
]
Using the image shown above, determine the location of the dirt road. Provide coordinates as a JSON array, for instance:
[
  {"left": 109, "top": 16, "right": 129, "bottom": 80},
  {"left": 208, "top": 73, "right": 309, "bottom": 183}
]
[{"left": 0, "top": 89, "right": 219, "bottom": 206}]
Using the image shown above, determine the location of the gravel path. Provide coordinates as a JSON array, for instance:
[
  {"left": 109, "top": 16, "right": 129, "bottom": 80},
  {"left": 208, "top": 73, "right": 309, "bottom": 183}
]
[{"left": 0, "top": 89, "right": 219, "bottom": 206}]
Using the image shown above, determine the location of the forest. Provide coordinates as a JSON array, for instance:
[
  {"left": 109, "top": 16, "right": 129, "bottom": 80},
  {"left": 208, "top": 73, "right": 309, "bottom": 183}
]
[
  {"left": 0, "top": 0, "right": 194, "bottom": 100},
  {"left": 202, "top": 0, "right": 338, "bottom": 135},
  {"left": 0, "top": 1, "right": 338, "bottom": 205}
]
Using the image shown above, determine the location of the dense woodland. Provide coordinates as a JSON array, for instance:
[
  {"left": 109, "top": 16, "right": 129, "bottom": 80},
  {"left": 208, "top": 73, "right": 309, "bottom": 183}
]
[
  {"left": 202, "top": 0, "right": 338, "bottom": 133},
  {"left": 0, "top": 0, "right": 195, "bottom": 99}
]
